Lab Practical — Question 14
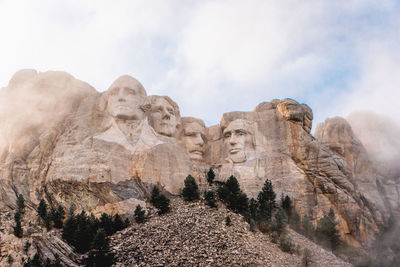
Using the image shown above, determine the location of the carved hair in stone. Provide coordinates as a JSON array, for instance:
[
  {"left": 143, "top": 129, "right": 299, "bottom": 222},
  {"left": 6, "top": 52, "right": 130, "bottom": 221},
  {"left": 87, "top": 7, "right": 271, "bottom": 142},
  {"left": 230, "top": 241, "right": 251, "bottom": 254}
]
[
  {"left": 105, "top": 75, "right": 149, "bottom": 121},
  {"left": 180, "top": 117, "right": 206, "bottom": 161},
  {"left": 222, "top": 119, "right": 256, "bottom": 163},
  {"left": 148, "top": 95, "right": 181, "bottom": 137}
]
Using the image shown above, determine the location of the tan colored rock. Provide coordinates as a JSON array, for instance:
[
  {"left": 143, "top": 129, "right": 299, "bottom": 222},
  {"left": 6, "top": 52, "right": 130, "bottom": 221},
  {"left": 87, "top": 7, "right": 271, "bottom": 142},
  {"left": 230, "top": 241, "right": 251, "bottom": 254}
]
[{"left": 0, "top": 69, "right": 394, "bottom": 259}]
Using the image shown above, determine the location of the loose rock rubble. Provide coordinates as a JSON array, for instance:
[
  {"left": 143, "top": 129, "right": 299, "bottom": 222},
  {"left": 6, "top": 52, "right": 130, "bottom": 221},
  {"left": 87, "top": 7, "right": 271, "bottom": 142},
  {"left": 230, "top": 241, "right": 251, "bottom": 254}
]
[{"left": 110, "top": 198, "right": 351, "bottom": 266}]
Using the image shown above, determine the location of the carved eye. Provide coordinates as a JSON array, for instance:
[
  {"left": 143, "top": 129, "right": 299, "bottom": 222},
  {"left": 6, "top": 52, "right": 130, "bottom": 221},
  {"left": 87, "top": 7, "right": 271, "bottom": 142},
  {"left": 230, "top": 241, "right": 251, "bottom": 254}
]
[
  {"left": 110, "top": 87, "right": 119, "bottom": 95},
  {"left": 224, "top": 132, "right": 231, "bottom": 138},
  {"left": 125, "top": 87, "right": 136, "bottom": 95},
  {"left": 167, "top": 108, "right": 174, "bottom": 115}
]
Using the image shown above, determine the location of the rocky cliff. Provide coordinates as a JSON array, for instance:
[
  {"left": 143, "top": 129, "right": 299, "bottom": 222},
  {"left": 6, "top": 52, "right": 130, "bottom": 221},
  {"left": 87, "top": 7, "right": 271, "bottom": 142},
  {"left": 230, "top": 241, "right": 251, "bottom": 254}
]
[{"left": 0, "top": 70, "right": 397, "bottom": 263}]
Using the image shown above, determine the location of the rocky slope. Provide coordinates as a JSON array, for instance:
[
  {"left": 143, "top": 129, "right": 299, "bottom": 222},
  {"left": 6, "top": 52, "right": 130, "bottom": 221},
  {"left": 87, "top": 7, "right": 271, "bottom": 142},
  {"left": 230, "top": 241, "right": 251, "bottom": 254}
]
[{"left": 110, "top": 198, "right": 351, "bottom": 267}]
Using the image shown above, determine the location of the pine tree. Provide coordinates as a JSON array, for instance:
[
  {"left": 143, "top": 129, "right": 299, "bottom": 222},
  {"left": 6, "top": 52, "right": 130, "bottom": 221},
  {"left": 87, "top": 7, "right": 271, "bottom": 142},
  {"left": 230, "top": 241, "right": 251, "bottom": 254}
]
[
  {"left": 100, "top": 213, "right": 114, "bottom": 236},
  {"left": 225, "top": 216, "right": 231, "bottom": 226},
  {"left": 112, "top": 214, "right": 125, "bottom": 232},
  {"left": 207, "top": 168, "right": 215, "bottom": 185},
  {"left": 150, "top": 186, "right": 170, "bottom": 215},
  {"left": 204, "top": 190, "right": 216, "bottom": 208},
  {"left": 225, "top": 176, "right": 240, "bottom": 195},
  {"left": 316, "top": 208, "right": 341, "bottom": 250},
  {"left": 37, "top": 199, "right": 48, "bottom": 222},
  {"left": 271, "top": 208, "right": 287, "bottom": 235},
  {"left": 62, "top": 211, "right": 77, "bottom": 245},
  {"left": 290, "top": 210, "right": 301, "bottom": 232},
  {"left": 85, "top": 228, "right": 114, "bottom": 267},
  {"left": 257, "top": 179, "right": 276, "bottom": 222},
  {"left": 17, "top": 194, "right": 25, "bottom": 213},
  {"left": 249, "top": 198, "right": 258, "bottom": 221},
  {"left": 13, "top": 211, "right": 23, "bottom": 238},
  {"left": 134, "top": 205, "right": 145, "bottom": 223},
  {"left": 53, "top": 205, "right": 65, "bottom": 229},
  {"left": 74, "top": 211, "right": 94, "bottom": 253},
  {"left": 281, "top": 195, "right": 292, "bottom": 221},
  {"left": 181, "top": 175, "right": 200, "bottom": 201}
]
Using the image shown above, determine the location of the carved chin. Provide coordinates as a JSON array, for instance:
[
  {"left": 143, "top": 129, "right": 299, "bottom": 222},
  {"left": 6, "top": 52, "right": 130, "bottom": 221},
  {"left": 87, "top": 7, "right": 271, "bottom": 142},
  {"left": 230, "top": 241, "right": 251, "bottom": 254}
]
[{"left": 229, "top": 151, "right": 246, "bottom": 163}]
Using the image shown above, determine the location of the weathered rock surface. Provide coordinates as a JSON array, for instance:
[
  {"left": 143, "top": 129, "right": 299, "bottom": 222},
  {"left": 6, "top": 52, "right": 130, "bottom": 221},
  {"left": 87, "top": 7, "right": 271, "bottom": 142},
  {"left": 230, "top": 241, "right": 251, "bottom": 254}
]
[
  {"left": 0, "top": 69, "right": 398, "bottom": 264},
  {"left": 346, "top": 111, "right": 400, "bottom": 218}
]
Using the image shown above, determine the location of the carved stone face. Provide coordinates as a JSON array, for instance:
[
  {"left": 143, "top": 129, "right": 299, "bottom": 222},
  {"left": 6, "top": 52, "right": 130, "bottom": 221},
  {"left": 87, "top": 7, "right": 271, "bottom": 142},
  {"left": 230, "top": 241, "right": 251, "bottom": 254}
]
[
  {"left": 149, "top": 97, "right": 179, "bottom": 137},
  {"left": 107, "top": 76, "right": 146, "bottom": 120},
  {"left": 182, "top": 122, "right": 205, "bottom": 161},
  {"left": 223, "top": 119, "right": 254, "bottom": 163}
]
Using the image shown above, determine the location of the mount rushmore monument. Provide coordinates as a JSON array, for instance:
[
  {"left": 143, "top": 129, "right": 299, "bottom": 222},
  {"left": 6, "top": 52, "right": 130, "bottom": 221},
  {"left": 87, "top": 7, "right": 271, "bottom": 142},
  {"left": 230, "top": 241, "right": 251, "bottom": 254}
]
[{"left": 0, "top": 69, "right": 399, "bottom": 249}]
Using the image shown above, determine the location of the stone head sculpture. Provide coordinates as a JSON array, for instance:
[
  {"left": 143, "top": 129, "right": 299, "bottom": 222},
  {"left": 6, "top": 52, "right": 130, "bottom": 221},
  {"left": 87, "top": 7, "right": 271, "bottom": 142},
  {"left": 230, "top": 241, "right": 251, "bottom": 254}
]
[
  {"left": 148, "top": 95, "right": 181, "bottom": 137},
  {"left": 222, "top": 119, "right": 255, "bottom": 163},
  {"left": 105, "top": 75, "right": 148, "bottom": 121},
  {"left": 181, "top": 117, "right": 206, "bottom": 161}
]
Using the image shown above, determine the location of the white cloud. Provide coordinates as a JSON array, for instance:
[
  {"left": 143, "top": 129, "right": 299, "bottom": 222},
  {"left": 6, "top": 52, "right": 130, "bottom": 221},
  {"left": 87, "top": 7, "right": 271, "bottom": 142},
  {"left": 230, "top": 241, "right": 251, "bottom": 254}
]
[{"left": 0, "top": 0, "right": 399, "bottom": 127}]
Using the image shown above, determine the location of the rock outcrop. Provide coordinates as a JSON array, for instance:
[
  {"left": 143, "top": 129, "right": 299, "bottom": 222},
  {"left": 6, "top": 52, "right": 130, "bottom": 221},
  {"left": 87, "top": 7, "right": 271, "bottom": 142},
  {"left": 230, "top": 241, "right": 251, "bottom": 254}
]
[{"left": 0, "top": 69, "right": 397, "bottom": 264}]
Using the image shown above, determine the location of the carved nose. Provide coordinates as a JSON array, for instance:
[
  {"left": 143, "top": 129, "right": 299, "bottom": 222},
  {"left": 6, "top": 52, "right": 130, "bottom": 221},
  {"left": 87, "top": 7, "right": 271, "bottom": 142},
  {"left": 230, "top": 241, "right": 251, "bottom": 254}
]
[
  {"left": 162, "top": 110, "right": 170, "bottom": 120},
  {"left": 195, "top": 135, "right": 204, "bottom": 146},
  {"left": 229, "top": 135, "right": 237, "bottom": 145}
]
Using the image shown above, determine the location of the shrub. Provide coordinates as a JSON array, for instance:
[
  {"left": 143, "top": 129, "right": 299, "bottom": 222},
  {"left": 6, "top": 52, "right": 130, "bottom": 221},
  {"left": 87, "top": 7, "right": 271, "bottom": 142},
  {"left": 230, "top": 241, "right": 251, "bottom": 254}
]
[
  {"left": 302, "top": 248, "right": 313, "bottom": 266},
  {"left": 249, "top": 219, "right": 256, "bottom": 232},
  {"left": 225, "top": 216, "right": 231, "bottom": 226},
  {"left": 279, "top": 236, "right": 294, "bottom": 253},
  {"left": 181, "top": 175, "right": 200, "bottom": 201},
  {"left": 7, "top": 254, "right": 13, "bottom": 264},
  {"left": 204, "top": 190, "right": 216, "bottom": 208},
  {"left": 271, "top": 231, "right": 279, "bottom": 243},
  {"left": 134, "top": 205, "right": 145, "bottom": 223},
  {"left": 290, "top": 210, "right": 301, "bottom": 232}
]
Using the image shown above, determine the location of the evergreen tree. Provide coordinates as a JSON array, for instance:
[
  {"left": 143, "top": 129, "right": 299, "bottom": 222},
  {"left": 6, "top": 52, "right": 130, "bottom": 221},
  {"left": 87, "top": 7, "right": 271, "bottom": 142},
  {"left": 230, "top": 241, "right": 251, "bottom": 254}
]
[
  {"left": 85, "top": 229, "right": 114, "bottom": 267},
  {"left": 181, "top": 175, "right": 200, "bottom": 201},
  {"left": 99, "top": 213, "right": 114, "bottom": 236},
  {"left": 112, "top": 214, "right": 125, "bottom": 232},
  {"left": 207, "top": 168, "right": 215, "bottom": 185},
  {"left": 290, "top": 210, "right": 301, "bottom": 232},
  {"left": 134, "top": 205, "right": 145, "bottom": 223},
  {"left": 271, "top": 208, "right": 287, "bottom": 235},
  {"left": 249, "top": 198, "right": 258, "bottom": 221},
  {"left": 13, "top": 211, "right": 23, "bottom": 238},
  {"left": 74, "top": 211, "right": 94, "bottom": 253},
  {"left": 24, "top": 240, "right": 31, "bottom": 254},
  {"left": 62, "top": 211, "right": 77, "bottom": 245},
  {"left": 257, "top": 179, "right": 276, "bottom": 222},
  {"left": 150, "top": 186, "right": 170, "bottom": 215},
  {"left": 204, "top": 190, "right": 216, "bottom": 208},
  {"left": 302, "top": 215, "right": 314, "bottom": 238},
  {"left": 17, "top": 194, "right": 25, "bottom": 213},
  {"left": 53, "top": 205, "right": 65, "bottom": 229},
  {"left": 316, "top": 208, "right": 341, "bottom": 250},
  {"left": 281, "top": 195, "right": 292, "bottom": 221},
  {"left": 124, "top": 218, "right": 130, "bottom": 228},
  {"left": 217, "top": 176, "right": 248, "bottom": 214},
  {"left": 7, "top": 254, "right": 13, "bottom": 264},
  {"left": 225, "top": 176, "right": 240, "bottom": 195},
  {"left": 37, "top": 199, "right": 48, "bottom": 222}
]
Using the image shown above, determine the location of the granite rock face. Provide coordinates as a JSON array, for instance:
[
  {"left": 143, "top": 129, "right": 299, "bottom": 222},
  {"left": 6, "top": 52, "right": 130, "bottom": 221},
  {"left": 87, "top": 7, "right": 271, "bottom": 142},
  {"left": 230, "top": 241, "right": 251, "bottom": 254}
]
[{"left": 0, "top": 70, "right": 396, "bottom": 259}]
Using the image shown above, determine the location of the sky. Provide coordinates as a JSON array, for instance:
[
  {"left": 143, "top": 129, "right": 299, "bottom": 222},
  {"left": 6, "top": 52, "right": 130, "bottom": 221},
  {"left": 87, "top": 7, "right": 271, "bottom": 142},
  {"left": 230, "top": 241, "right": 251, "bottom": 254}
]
[{"left": 0, "top": 0, "right": 399, "bottom": 128}]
